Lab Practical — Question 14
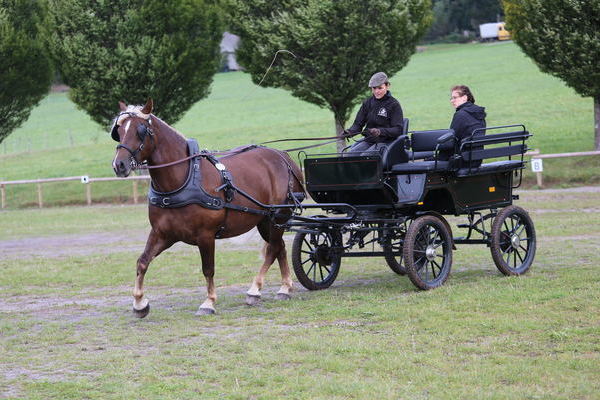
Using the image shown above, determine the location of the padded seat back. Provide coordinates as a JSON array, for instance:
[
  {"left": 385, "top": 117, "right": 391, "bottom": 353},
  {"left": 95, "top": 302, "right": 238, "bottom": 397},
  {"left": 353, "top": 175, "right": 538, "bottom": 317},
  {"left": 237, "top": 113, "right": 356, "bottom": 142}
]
[
  {"left": 381, "top": 118, "right": 410, "bottom": 169},
  {"left": 411, "top": 129, "right": 455, "bottom": 152}
]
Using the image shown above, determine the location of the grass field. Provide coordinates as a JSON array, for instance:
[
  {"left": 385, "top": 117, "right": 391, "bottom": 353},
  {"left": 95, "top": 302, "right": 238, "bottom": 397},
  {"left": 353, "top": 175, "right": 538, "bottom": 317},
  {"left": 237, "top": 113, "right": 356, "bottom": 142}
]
[
  {"left": 0, "top": 41, "right": 599, "bottom": 208},
  {"left": 1, "top": 189, "right": 599, "bottom": 399}
]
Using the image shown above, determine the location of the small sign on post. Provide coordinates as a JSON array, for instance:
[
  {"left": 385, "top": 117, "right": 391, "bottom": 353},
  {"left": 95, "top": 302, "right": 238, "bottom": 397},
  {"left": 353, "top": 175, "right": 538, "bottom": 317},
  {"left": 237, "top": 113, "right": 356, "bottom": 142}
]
[{"left": 531, "top": 158, "right": 543, "bottom": 187}]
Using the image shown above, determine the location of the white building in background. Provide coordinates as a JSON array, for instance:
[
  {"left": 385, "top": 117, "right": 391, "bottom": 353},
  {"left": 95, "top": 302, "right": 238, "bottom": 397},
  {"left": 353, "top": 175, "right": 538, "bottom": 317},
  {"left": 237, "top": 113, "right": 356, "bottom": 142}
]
[{"left": 220, "top": 32, "right": 241, "bottom": 71}]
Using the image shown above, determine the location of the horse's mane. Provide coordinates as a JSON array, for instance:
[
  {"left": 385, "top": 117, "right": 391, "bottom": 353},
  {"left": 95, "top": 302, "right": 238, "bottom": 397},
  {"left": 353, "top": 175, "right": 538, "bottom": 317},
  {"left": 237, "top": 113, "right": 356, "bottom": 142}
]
[{"left": 115, "top": 105, "right": 150, "bottom": 126}]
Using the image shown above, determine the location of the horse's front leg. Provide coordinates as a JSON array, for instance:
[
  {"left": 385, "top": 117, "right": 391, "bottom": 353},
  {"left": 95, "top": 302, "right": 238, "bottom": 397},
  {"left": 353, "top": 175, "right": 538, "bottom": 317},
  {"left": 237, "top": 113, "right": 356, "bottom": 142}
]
[
  {"left": 133, "top": 229, "right": 173, "bottom": 318},
  {"left": 196, "top": 238, "right": 217, "bottom": 315}
]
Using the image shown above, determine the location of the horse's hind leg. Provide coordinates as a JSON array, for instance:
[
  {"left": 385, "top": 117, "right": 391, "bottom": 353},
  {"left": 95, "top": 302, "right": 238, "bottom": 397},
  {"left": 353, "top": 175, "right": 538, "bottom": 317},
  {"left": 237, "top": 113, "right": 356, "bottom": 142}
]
[
  {"left": 133, "top": 230, "right": 174, "bottom": 318},
  {"left": 274, "top": 231, "right": 293, "bottom": 300},
  {"left": 197, "top": 237, "right": 218, "bottom": 315},
  {"left": 246, "top": 222, "right": 293, "bottom": 305}
]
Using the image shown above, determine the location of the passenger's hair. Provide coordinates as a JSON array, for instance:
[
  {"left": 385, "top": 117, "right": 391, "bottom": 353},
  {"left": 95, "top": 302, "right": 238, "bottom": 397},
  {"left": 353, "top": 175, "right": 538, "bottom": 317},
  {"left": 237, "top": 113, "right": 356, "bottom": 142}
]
[{"left": 451, "top": 85, "right": 475, "bottom": 103}]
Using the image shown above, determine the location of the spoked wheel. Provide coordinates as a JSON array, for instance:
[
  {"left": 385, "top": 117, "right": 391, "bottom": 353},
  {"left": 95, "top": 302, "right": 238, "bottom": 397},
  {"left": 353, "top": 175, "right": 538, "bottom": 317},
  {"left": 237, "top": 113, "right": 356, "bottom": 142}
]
[
  {"left": 292, "top": 229, "right": 342, "bottom": 290},
  {"left": 491, "top": 205, "right": 536, "bottom": 275},
  {"left": 403, "top": 215, "right": 453, "bottom": 290},
  {"left": 382, "top": 223, "right": 408, "bottom": 275}
]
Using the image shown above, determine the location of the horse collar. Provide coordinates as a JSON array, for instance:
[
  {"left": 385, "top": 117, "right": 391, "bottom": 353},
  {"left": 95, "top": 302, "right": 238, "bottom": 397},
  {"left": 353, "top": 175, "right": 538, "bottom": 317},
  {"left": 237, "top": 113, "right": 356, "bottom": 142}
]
[{"left": 148, "top": 139, "right": 227, "bottom": 209}]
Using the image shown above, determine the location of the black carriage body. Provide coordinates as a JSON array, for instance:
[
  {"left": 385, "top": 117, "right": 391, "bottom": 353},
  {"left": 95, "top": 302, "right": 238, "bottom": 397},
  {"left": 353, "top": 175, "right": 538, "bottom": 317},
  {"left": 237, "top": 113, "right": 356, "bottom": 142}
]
[
  {"left": 304, "top": 155, "right": 397, "bottom": 205},
  {"left": 304, "top": 155, "right": 516, "bottom": 215}
]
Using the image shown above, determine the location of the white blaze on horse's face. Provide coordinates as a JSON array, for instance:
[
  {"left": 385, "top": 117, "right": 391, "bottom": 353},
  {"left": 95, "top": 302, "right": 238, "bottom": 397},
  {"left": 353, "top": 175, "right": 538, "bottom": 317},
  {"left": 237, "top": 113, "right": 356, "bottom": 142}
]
[{"left": 123, "top": 120, "right": 131, "bottom": 139}]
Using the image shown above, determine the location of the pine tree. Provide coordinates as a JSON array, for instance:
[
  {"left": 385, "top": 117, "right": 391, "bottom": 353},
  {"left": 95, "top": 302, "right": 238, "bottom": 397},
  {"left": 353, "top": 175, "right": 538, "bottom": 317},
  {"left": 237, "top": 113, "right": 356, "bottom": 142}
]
[
  {"left": 47, "top": 0, "right": 225, "bottom": 128},
  {"left": 0, "top": 0, "right": 53, "bottom": 144},
  {"left": 228, "top": 0, "right": 431, "bottom": 150}
]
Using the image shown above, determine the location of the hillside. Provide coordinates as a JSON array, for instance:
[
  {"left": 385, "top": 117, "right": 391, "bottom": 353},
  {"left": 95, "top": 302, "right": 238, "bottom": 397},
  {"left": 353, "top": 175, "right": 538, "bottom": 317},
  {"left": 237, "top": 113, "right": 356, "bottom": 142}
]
[{"left": 1, "top": 42, "right": 598, "bottom": 207}]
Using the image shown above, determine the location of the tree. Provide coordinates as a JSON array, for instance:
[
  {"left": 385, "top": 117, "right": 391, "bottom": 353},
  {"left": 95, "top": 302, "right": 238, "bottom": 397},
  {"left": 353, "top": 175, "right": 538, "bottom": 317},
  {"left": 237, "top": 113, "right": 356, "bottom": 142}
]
[
  {"left": 503, "top": 0, "right": 600, "bottom": 150},
  {"left": 228, "top": 0, "right": 431, "bottom": 150},
  {"left": 0, "top": 0, "right": 53, "bottom": 144},
  {"left": 46, "top": 0, "right": 224, "bottom": 128}
]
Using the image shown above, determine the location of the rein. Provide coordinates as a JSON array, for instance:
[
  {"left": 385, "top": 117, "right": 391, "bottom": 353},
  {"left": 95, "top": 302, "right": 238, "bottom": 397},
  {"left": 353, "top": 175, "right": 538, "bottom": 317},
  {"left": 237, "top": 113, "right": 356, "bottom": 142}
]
[
  {"left": 138, "top": 148, "right": 253, "bottom": 170},
  {"left": 136, "top": 132, "right": 362, "bottom": 170}
]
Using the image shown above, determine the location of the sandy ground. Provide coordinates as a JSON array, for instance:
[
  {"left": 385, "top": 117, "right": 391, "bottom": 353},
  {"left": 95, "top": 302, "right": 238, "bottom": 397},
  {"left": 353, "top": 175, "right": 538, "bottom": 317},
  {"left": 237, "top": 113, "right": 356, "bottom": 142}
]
[{"left": 0, "top": 227, "right": 271, "bottom": 259}]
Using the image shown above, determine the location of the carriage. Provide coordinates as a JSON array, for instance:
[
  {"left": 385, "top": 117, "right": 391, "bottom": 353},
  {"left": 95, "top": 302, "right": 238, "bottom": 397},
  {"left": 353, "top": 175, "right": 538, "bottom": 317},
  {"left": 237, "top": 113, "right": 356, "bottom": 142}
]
[
  {"left": 111, "top": 100, "right": 536, "bottom": 317},
  {"left": 283, "top": 121, "right": 536, "bottom": 291}
]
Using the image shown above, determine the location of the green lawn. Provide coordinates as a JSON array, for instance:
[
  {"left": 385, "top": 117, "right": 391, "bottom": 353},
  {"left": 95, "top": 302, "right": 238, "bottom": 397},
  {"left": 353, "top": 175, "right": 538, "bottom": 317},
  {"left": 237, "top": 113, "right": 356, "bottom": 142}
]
[
  {"left": 1, "top": 189, "right": 599, "bottom": 399},
  {"left": 0, "top": 41, "right": 598, "bottom": 208}
]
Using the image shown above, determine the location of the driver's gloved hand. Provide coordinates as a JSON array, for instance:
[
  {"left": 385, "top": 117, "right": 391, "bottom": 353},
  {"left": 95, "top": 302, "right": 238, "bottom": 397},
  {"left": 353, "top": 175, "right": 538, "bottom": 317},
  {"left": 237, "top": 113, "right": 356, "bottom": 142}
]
[{"left": 369, "top": 128, "right": 381, "bottom": 137}]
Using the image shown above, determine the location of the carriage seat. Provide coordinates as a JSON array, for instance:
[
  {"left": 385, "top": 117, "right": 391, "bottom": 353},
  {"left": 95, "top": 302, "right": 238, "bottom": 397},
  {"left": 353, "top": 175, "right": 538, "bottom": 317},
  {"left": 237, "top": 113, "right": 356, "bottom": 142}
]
[
  {"left": 389, "top": 160, "right": 450, "bottom": 173},
  {"left": 381, "top": 118, "right": 410, "bottom": 169},
  {"left": 408, "top": 129, "right": 456, "bottom": 161},
  {"left": 456, "top": 127, "right": 530, "bottom": 176},
  {"left": 385, "top": 129, "right": 455, "bottom": 173},
  {"left": 456, "top": 160, "right": 524, "bottom": 177}
]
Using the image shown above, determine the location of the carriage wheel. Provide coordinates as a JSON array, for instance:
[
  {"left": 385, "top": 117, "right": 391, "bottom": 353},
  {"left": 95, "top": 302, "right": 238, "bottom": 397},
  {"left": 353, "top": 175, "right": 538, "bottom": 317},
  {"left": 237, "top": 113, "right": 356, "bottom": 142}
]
[
  {"left": 382, "top": 224, "right": 408, "bottom": 275},
  {"left": 292, "top": 229, "right": 342, "bottom": 290},
  {"left": 490, "top": 205, "right": 536, "bottom": 276},
  {"left": 403, "top": 215, "right": 453, "bottom": 290}
]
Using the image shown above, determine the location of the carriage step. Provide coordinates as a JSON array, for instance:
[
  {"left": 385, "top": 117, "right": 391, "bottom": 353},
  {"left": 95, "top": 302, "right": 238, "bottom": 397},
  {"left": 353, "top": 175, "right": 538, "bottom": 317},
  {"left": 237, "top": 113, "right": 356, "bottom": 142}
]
[{"left": 456, "top": 224, "right": 471, "bottom": 228}]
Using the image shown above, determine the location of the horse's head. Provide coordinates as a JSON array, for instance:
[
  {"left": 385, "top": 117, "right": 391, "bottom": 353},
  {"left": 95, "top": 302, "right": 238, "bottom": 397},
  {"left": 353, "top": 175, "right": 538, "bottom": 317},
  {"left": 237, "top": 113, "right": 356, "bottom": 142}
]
[{"left": 111, "top": 99, "right": 155, "bottom": 177}]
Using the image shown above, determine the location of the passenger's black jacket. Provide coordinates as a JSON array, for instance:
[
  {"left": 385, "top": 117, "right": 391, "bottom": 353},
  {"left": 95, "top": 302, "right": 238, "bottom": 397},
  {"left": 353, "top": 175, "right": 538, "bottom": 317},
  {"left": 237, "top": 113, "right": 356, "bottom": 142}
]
[
  {"left": 450, "top": 101, "right": 486, "bottom": 141},
  {"left": 348, "top": 91, "right": 404, "bottom": 144}
]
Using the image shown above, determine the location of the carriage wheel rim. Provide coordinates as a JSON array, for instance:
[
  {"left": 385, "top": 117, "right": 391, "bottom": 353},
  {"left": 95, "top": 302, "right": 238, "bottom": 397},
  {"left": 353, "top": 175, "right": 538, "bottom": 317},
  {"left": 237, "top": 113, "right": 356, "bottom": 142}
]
[
  {"left": 414, "top": 224, "right": 446, "bottom": 282},
  {"left": 491, "top": 206, "right": 536, "bottom": 275},
  {"left": 501, "top": 214, "right": 531, "bottom": 268}
]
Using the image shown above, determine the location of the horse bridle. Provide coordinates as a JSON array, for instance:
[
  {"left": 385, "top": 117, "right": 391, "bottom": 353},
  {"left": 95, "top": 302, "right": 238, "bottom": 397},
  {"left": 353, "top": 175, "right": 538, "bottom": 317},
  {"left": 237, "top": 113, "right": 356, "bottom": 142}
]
[{"left": 113, "top": 112, "right": 154, "bottom": 169}]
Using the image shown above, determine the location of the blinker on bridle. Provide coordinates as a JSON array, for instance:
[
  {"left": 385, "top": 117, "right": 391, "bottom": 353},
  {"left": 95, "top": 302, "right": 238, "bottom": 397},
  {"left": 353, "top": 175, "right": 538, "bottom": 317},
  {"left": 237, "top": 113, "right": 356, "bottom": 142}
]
[{"left": 113, "top": 112, "right": 154, "bottom": 169}]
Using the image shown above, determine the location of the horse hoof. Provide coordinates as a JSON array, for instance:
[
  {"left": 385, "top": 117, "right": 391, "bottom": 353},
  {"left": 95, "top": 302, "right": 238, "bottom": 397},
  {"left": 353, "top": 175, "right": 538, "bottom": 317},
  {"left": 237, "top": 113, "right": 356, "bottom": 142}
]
[
  {"left": 245, "top": 294, "right": 261, "bottom": 306},
  {"left": 276, "top": 293, "right": 291, "bottom": 301},
  {"left": 133, "top": 303, "right": 150, "bottom": 318},
  {"left": 196, "top": 307, "right": 215, "bottom": 316}
]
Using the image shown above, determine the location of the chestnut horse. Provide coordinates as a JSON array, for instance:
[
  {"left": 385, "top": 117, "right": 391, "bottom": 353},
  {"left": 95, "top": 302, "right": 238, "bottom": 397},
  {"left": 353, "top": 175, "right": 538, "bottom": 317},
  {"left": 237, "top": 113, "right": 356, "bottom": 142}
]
[{"left": 111, "top": 99, "right": 304, "bottom": 317}]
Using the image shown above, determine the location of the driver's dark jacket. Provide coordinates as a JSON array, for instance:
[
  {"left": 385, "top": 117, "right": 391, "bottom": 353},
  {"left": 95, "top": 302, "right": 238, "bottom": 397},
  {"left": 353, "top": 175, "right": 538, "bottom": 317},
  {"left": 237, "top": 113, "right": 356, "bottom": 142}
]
[{"left": 347, "top": 91, "right": 404, "bottom": 144}]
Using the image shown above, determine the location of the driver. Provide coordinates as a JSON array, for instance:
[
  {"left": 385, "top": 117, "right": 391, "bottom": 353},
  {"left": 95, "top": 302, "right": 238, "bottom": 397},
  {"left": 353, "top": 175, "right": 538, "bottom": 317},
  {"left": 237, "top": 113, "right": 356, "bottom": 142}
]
[{"left": 345, "top": 72, "right": 404, "bottom": 154}]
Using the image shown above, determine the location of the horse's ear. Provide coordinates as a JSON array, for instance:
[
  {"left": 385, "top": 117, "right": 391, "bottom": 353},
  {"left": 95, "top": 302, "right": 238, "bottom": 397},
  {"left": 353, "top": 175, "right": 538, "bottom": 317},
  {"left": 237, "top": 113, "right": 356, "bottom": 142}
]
[
  {"left": 142, "top": 98, "right": 153, "bottom": 115},
  {"left": 119, "top": 101, "right": 127, "bottom": 111}
]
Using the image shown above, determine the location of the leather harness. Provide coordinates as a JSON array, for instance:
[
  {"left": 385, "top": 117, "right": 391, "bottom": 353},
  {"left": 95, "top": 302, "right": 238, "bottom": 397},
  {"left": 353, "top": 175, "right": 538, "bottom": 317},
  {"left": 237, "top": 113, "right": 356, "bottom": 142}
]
[{"left": 148, "top": 140, "right": 299, "bottom": 221}]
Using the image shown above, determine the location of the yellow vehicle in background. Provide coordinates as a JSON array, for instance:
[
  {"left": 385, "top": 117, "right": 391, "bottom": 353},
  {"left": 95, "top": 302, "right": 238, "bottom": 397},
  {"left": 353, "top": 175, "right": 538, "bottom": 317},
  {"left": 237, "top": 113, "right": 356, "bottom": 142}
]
[
  {"left": 479, "top": 22, "right": 511, "bottom": 41},
  {"left": 498, "top": 23, "right": 511, "bottom": 41}
]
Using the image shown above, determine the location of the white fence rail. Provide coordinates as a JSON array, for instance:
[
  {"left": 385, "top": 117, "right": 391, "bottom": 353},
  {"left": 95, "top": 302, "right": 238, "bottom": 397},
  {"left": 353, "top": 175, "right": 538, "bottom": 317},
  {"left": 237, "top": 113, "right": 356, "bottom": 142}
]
[
  {"left": 0, "top": 175, "right": 150, "bottom": 209},
  {"left": 1, "top": 149, "right": 599, "bottom": 208},
  {"left": 526, "top": 149, "right": 600, "bottom": 187}
]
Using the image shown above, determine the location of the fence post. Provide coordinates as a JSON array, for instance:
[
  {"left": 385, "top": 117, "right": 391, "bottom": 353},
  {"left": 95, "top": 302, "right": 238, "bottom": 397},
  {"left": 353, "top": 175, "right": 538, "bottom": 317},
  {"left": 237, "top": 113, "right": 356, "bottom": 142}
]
[
  {"left": 37, "top": 183, "right": 43, "bottom": 208},
  {"left": 536, "top": 170, "right": 543, "bottom": 188},
  {"left": 86, "top": 183, "right": 92, "bottom": 205},
  {"left": 1, "top": 184, "right": 5, "bottom": 209},
  {"left": 132, "top": 180, "right": 138, "bottom": 204}
]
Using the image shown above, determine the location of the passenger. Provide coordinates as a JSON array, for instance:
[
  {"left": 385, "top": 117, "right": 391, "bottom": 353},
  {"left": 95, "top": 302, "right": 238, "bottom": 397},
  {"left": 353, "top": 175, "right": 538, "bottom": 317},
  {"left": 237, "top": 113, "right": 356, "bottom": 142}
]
[
  {"left": 442, "top": 85, "right": 487, "bottom": 166},
  {"left": 449, "top": 85, "right": 486, "bottom": 142},
  {"left": 344, "top": 72, "right": 404, "bottom": 155}
]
